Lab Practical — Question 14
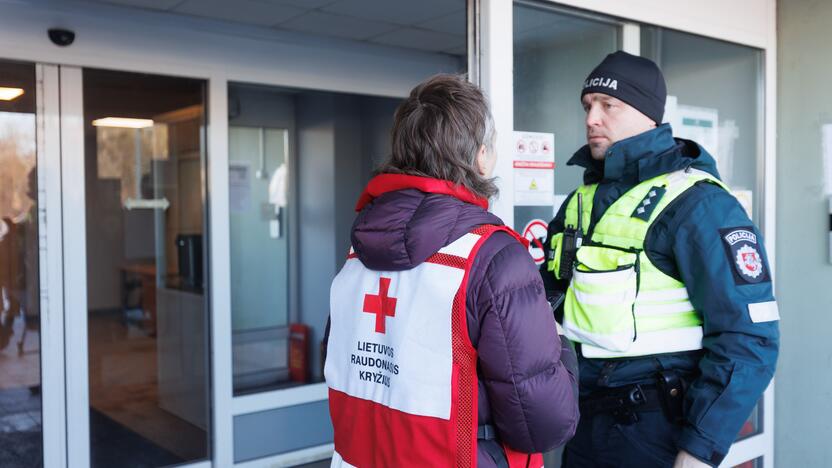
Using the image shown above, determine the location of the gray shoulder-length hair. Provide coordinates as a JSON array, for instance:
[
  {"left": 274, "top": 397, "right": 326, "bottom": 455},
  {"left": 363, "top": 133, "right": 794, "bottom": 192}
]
[{"left": 375, "top": 74, "right": 498, "bottom": 200}]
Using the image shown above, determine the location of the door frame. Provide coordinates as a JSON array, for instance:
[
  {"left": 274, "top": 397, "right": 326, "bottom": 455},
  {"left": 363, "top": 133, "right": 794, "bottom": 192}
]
[
  {"left": 56, "top": 64, "right": 90, "bottom": 468},
  {"left": 55, "top": 64, "right": 216, "bottom": 468},
  {"left": 36, "top": 62, "right": 68, "bottom": 468}
]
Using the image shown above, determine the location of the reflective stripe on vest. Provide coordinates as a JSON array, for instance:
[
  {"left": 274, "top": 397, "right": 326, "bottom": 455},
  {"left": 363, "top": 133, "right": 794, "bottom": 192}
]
[
  {"left": 554, "top": 168, "right": 729, "bottom": 358},
  {"left": 326, "top": 225, "right": 542, "bottom": 468}
]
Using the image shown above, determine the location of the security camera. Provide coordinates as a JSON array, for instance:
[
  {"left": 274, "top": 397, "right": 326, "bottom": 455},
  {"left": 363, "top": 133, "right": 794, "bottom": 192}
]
[{"left": 48, "top": 28, "right": 75, "bottom": 47}]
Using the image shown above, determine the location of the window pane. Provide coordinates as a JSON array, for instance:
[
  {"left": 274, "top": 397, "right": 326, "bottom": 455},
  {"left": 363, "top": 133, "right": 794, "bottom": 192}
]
[
  {"left": 228, "top": 0, "right": 468, "bottom": 398},
  {"left": 225, "top": 6, "right": 469, "bottom": 462},
  {"left": 0, "top": 60, "right": 41, "bottom": 467},
  {"left": 83, "top": 69, "right": 209, "bottom": 466},
  {"left": 641, "top": 27, "right": 764, "bottom": 222},
  {"left": 229, "top": 91, "right": 294, "bottom": 394},
  {"left": 514, "top": 3, "right": 620, "bottom": 200},
  {"left": 228, "top": 84, "right": 403, "bottom": 396}
]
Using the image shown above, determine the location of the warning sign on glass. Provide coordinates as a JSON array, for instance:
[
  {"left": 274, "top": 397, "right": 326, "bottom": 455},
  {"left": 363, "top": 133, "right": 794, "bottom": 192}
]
[{"left": 513, "top": 131, "right": 555, "bottom": 206}]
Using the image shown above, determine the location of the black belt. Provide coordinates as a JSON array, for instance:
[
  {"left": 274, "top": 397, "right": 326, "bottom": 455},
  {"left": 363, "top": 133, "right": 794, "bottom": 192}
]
[
  {"left": 477, "top": 424, "right": 497, "bottom": 440},
  {"left": 580, "top": 384, "right": 663, "bottom": 425},
  {"left": 477, "top": 425, "right": 510, "bottom": 468}
]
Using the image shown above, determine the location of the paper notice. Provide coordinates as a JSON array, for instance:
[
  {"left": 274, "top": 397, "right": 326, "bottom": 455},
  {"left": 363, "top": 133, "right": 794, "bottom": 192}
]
[
  {"left": 514, "top": 131, "right": 555, "bottom": 206},
  {"left": 229, "top": 162, "right": 252, "bottom": 213}
]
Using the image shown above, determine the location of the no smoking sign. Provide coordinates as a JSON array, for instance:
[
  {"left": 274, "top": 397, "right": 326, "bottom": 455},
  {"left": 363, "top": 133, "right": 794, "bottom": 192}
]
[{"left": 522, "top": 219, "right": 548, "bottom": 265}]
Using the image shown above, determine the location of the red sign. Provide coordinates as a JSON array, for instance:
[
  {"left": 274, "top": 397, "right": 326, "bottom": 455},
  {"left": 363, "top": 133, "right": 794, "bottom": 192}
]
[{"left": 513, "top": 161, "right": 556, "bottom": 169}]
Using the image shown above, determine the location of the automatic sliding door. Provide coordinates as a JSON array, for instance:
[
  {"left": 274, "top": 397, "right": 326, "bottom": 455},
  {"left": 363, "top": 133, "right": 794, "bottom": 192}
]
[{"left": 62, "top": 67, "right": 211, "bottom": 468}]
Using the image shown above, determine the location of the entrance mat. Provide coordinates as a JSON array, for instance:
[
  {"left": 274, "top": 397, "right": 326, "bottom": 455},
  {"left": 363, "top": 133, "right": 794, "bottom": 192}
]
[{"left": 91, "top": 409, "right": 185, "bottom": 467}]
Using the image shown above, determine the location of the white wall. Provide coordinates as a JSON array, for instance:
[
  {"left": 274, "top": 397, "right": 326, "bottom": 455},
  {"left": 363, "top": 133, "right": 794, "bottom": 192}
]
[{"left": 776, "top": 1, "right": 832, "bottom": 466}]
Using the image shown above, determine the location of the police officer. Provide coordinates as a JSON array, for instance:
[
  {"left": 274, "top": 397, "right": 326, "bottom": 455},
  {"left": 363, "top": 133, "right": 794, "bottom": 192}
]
[{"left": 541, "top": 51, "right": 780, "bottom": 468}]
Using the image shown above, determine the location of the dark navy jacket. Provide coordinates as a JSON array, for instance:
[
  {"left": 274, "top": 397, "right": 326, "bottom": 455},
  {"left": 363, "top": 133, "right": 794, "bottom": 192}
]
[{"left": 541, "top": 124, "right": 779, "bottom": 466}]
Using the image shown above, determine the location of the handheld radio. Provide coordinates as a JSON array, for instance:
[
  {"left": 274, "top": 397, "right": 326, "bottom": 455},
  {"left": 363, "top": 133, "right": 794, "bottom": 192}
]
[{"left": 558, "top": 193, "right": 584, "bottom": 282}]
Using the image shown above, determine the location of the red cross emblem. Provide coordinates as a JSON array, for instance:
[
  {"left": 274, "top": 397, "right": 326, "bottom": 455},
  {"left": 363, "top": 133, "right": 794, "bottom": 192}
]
[{"left": 362, "top": 277, "right": 397, "bottom": 334}]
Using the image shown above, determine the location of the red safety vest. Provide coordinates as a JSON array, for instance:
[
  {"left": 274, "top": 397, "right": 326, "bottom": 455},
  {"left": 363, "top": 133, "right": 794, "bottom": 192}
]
[{"left": 326, "top": 224, "right": 544, "bottom": 468}]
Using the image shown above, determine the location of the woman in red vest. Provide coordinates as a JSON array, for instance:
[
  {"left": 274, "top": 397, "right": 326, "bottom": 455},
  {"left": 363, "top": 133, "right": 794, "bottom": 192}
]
[{"left": 325, "top": 74, "right": 578, "bottom": 468}]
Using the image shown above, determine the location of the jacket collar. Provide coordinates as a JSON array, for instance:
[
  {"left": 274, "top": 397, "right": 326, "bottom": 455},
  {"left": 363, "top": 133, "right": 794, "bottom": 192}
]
[
  {"left": 355, "top": 174, "right": 489, "bottom": 211},
  {"left": 567, "top": 124, "right": 686, "bottom": 185}
]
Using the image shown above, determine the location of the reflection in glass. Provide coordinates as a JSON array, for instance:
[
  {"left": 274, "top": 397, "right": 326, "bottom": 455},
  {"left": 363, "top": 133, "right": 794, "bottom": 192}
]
[
  {"left": 736, "top": 397, "right": 763, "bottom": 441},
  {"left": 733, "top": 456, "right": 763, "bottom": 468},
  {"left": 83, "top": 69, "right": 209, "bottom": 467},
  {"left": 230, "top": 125, "right": 292, "bottom": 393},
  {"left": 228, "top": 84, "right": 402, "bottom": 396},
  {"left": 641, "top": 27, "right": 764, "bottom": 222},
  {"left": 513, "top": 3, "right": 620, "bottom": 197},
  {"left": 0, "top": 60, "right": 42, "bottom": 467}
]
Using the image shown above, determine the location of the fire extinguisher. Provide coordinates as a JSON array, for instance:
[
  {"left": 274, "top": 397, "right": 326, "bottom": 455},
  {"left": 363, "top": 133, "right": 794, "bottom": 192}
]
[{"left": 288, "top": 323, "right": 309, "bottom": 383}]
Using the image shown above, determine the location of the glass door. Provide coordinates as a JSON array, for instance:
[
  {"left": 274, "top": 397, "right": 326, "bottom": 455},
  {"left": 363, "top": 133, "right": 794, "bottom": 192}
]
[
  {"left": 60, "top": 66, "right": 212, "bottom": 468},
  {"left": 0, "top": 60, "right": 66, "bottom": 468}
]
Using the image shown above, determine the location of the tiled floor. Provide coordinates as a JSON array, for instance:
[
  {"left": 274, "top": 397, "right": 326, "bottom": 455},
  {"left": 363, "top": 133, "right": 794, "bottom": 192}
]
[
  {"left": 88, "top": 311, "right": 208, "bottom": 464},
  {"left": 0, "top": 309, "right": 43, "bottom": 466},
  {"left": 0, "top": 309, "right": 39, "bottom": 391},
  {"left": 0, "top": 310, "right": 209, "bottom": 467},
  {"left": 0, "top": 387, "right": 42, "bottom": 467}
]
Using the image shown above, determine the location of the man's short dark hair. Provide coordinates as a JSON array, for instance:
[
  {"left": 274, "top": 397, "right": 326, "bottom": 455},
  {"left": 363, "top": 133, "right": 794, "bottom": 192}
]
[{"left": 377, "top": 74, "right": 498, "bottom": 200}]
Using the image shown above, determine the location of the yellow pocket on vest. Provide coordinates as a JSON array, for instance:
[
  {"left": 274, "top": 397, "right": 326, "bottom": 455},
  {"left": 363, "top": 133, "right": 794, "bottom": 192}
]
[{"left": 562, "top": 246, "right": 638, "bottom": 352}]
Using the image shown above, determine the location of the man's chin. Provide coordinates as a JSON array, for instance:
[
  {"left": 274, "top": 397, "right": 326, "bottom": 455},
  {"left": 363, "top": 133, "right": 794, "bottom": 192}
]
[{"left": 588, "top": 144, "right": 608, "bottom": 160}]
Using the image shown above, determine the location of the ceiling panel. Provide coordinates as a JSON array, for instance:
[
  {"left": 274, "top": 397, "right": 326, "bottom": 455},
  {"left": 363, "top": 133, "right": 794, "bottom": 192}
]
[
  {"left": 278, "top": 11, "right": 398, "bottom": 41},
  {"left": 370, "top": 27, "right": 464, "bottom": 54},
  {"left": 95, "top": 0, "right": 185, "bottom": 10},
  {"left": 259, "top": 0, "right": 337, "bottom": 8},
  {"left": 322, "top": 0, "right": 463, "bottom": 26},
  {"left": 443, "top": 44, "right": 468, "bottom": 56},
  {"left": 174, "top": 0, "right": 306, "bottom": 27},
  {"left": 85, "top": 0, "right": 468, "bottom": 57},
  {"left": 416, "top": 8, "right": 466, "bottom": 36}
]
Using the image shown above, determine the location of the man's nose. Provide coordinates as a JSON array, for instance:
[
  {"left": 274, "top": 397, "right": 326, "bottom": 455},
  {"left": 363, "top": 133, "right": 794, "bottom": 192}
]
[{"left": 586, "top": 106, "right": 602, "bottom": 128}]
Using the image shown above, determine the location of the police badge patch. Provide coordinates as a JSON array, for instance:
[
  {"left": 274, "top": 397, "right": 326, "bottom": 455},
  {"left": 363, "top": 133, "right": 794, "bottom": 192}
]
[{"left": 719, "top": 227, "right": 769, "bottom": 285}]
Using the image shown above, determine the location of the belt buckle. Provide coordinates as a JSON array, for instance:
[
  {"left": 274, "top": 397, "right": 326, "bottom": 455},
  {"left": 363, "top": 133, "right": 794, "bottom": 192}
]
[
  {"left": 612, "top": 385, "right": 645, "bottom": 425},
  {"left": 628, "top": 385, "right": 646, "bottom": 405}
]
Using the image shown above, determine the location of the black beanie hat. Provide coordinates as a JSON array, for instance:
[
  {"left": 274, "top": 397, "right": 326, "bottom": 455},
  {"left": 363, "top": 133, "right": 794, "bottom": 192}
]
[{"left": 581, "top": 51, "right": 667, "bottom": 124}]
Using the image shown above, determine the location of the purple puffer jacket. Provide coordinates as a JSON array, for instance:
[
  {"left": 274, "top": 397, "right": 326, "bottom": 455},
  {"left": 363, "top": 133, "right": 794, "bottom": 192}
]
[{"left": 348, "top": 178, "right": 579, "bottom": 466}]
